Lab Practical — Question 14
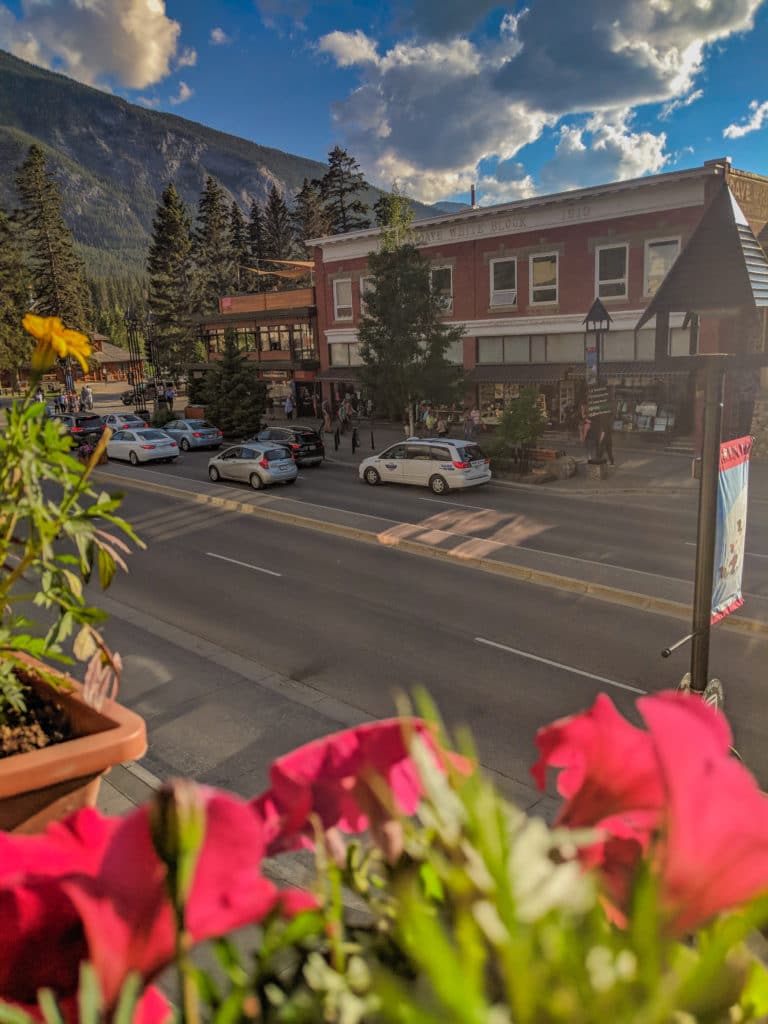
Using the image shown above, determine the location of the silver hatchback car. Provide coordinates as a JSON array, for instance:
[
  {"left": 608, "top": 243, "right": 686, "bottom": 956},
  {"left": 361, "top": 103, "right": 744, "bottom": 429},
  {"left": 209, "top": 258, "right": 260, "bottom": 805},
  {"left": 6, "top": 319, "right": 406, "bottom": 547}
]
[{"left": 207, "top": 443, "right": 298, "bottom": 490}]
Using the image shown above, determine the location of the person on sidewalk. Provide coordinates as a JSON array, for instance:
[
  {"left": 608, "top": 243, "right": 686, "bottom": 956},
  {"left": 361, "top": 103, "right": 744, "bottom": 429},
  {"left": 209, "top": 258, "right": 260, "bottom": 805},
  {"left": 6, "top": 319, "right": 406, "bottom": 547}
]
[
  {"left": 165, "top": 384, "right": 175, "bottom": 412},
  {"left": 321, "top": 398, "right": 332, "bottom": 434},
  {"left": 598, "top": 415, "right": 615, "bottom": 465},
  {"left": 284, "top": 393, "right": 294, "bottom": 421}
]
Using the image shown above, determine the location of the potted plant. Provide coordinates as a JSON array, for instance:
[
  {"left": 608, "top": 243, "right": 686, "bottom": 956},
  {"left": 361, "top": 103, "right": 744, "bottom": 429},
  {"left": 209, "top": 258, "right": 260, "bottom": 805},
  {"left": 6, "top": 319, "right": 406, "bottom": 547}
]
[{"left": 0, "top": 315, "right": 147, "bottom": 833}]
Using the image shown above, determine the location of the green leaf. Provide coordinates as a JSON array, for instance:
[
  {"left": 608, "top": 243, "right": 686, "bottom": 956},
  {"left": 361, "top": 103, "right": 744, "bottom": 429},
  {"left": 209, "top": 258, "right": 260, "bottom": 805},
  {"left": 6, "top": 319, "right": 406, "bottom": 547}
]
[
  {"left": 36, "top": 990, "right": 64, "bottom": 1024},
  {"left": 97, "top": 545, "right": 116, "bottom": 589},
  {"left": 113, "top": 974, "right": 142, "bottom": 1024},
  {"left": 740, "top": 956, "right": 768, "bottom": 1017},
  {"left": 77, "top": 963, "right": 103, "bottom": 1024},
  {"left": 0, "top": 1002, "right": 36, "bottom": 1024}
]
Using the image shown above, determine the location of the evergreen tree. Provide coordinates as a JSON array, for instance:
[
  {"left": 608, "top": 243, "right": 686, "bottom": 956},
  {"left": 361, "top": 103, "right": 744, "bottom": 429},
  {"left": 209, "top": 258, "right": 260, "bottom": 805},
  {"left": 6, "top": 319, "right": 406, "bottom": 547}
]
[
  {"left": 229, "top": 201, "right": 249, "bottom": 292},
  {"left": 0, "top": 209, "right": 32, "bottom": 386},
  {"left": 193, "top": 176, "right": 236, "bottom": 313},
  {"left": 15, "top": 144, "right": 91, "bottom": 331},
  {"left": 374, "top": 183, "right": 415, "bottom": 250},
  {"left": 262, "top": 184, "right": 295, "bottom": 290},
  {"left": 247, "top": 200, "right": 267, "bottom": 293},
  {"left": 201, "top": 327, "right": 266, "bottom": 437},
  {"left": 292, "top": 178, "right": 330, "bottom": 256},
  {"left": 357, "top": 240, "right": 463, "bottom": 429},
  {"left": 147, "top": 182, "right": 196, "bottom": 373},
  {"left": 315, "top": 146, "right": 370, "bottom": 235}
]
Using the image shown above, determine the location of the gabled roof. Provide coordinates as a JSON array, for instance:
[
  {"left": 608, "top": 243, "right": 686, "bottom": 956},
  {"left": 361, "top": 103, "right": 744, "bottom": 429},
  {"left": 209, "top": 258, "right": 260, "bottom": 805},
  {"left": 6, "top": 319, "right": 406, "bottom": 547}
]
[
  {"left": 89, "top": 341, "right": 131, "bottom": 363},
  {"left": 637, "top": 184, "right": 768, "bottom": 329}
]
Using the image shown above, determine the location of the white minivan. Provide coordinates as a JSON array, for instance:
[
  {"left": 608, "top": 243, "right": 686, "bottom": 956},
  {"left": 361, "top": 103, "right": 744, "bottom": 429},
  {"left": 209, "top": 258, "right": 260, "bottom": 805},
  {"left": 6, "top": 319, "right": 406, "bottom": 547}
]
[{"left": 358, "top": 438, "right": 491, "bottom": 494}]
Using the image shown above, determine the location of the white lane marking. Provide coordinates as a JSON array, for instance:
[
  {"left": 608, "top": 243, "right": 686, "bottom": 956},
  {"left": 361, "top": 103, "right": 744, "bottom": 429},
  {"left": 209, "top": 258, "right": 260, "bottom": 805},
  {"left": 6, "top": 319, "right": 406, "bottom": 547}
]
[
  {"left": 416, "top": 495, "right": 496, "bottom": 512},
  {"left": 205, "top": 551, "right": 282, "bottom": 577},
  {"left": 684, "top": 541, "right": 768, "bottom": 560},
  {"left": 474, "top": 636, "right": 647, "bottom": 695}
]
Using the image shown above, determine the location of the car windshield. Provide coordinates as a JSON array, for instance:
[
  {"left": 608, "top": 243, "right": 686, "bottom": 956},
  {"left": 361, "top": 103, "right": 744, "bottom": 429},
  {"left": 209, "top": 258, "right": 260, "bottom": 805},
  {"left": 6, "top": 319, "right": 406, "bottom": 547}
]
[
  {"left": 139, "top": 430, "right": 168, "bottom": 439},
  {"left": 188, "top": 420, "right": 214, "bottom": 429},
  {"left": 461, "top": 444, "right": 486, "bottom": 461}
]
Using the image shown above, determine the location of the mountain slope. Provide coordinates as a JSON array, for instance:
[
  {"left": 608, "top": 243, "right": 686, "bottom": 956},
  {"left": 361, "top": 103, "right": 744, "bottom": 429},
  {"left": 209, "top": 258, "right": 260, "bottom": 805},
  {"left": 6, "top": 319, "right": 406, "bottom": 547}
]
[{"left": 0, "top": 50, "right": 427, "bottom": 279}]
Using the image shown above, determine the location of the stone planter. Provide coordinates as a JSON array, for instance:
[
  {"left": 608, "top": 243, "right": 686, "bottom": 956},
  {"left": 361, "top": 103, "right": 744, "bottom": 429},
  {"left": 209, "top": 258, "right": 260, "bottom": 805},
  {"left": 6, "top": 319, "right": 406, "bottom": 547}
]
[
  {"left": 0, "top": 654, "right": 147, "bottom": 833},
  {"left": 587, "top": 461, "right": 609, "bottom": 481}
]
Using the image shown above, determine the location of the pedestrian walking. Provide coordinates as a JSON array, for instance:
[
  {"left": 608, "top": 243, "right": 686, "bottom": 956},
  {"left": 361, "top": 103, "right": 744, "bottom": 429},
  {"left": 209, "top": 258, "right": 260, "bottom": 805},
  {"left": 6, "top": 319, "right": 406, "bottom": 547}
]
[
  {"left": 321, "top": 398, "right": 332, "bottom": 434},
  {"left": 598, "top": 415, "right": 614, "bottom": 465},
  {"left": 34, "top": 387, "right": 44, "bottom": 405},
  {"left": 284, "top": 393, "right": 294, "bottom": 420},
  {"left": 463, "top": 410, "right": 472, "bottom": 440},
  {"left": 436, "top": 414, "right": 448, "bottom": 438},
  {"left": 84, "top": 384, "right": 93, "bottom": 410},
  {"left": 165, "top": 384, "right": 175, "bottom": 412},
  {"left": 470, "top": 406, "right": 481, "bottom": 436}
]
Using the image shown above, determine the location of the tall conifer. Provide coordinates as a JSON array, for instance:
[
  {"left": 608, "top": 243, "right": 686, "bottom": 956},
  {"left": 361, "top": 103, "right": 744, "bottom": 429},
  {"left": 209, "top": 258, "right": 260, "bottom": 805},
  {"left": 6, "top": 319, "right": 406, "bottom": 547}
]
[
  {"left": 15, "top": 144, "right": 91, "bottom": 330},
  {"left": 262, "top": 185, "right": 295, "bottom": 290},
  {"left": 248, "top": 200, "right": 267, "bottom": 293},
  {"left": 315, "top": 146, "right": 370, "bottom": 235},
  {"left": 229, "top": 201, "right": 249, "bottom": 291},
  {"left": 147, "top": 182, "right": 197, "bottom": 372},
  {"left": 292, "top": 178, "right": 329, "bottom": 256},
  {"left": 193, "top": 176, "right": 235, "bottom": 312},
  {"left": 0, "top": 209, "right": 32, "bottom": 386}
]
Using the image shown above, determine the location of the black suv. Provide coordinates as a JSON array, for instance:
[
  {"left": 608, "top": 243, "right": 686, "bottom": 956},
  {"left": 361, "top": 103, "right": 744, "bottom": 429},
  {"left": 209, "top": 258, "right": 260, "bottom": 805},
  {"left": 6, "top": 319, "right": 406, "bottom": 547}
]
[
  {"left": 51, "top": 413, "right": 106, "bottom": 444},
  {"left": 254, "top": 426, "right": 325, "bottom": 466}
]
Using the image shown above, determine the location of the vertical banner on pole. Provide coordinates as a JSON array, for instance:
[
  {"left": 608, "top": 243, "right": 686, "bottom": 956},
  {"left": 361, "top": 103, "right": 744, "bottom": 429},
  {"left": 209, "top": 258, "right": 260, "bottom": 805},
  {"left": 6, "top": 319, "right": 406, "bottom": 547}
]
[{"left": 711, "top": 435, "right": 752, "bottom": 623}]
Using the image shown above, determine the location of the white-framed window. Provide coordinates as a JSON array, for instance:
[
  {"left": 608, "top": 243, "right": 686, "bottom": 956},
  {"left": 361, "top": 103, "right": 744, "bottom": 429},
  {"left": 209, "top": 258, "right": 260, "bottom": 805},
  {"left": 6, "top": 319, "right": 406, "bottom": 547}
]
[
  {"left": 644, "top": 238, "right": 680, "bottom": 296},
  {"left": 595, "top": 243, "right": 628, "bottom": 299},
  {"left": 530, "top": 253, "right": 558, "bottom": 304},
  {"left": 444, "top": 338, "right": 463, "bottom": 364},
  {"left": 333, "top": 278, "right": 353, "bottom": 320},
  {"left": 359, "top": 276, "right": 373, "bottom": 313},
  {"left": 476, "top": 336, "right": 531, "bottom": 364},
  {"left": 430, "top": 266, "right": 453, "bottom": 311},
  {"left": 489, "top": 258, "right": 517, "bottom": 306},
  {"left": 328, "top": 342, "right": 362, "bottom": 366}
]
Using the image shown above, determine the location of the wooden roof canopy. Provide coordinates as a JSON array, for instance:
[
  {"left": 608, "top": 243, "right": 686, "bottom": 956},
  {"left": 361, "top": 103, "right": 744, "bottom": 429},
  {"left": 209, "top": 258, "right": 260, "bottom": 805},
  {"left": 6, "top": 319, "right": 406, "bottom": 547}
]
[{"left": 636, "top": 183, "right": 768, "bottom": 366}]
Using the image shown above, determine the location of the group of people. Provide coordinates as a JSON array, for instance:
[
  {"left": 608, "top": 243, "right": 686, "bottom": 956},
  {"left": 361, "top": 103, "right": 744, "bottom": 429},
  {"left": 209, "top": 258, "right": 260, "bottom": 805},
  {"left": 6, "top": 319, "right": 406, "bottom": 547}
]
[{"left": 37, "top": 385, "right": 93, "bottom": 415}]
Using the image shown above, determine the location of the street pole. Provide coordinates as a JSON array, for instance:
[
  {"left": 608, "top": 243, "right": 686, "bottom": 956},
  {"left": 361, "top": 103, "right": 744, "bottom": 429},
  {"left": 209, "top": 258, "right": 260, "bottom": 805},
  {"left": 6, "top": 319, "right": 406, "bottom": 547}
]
[{"left": 689, "top": 356, "right": 726, "bottom": 693}]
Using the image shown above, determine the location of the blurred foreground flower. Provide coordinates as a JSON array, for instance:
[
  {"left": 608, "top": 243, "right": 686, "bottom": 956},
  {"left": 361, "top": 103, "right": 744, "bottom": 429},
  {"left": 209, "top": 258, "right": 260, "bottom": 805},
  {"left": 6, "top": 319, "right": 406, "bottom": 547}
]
[{"left": 23, "top": 313, "right": 92, "bottom": 373}]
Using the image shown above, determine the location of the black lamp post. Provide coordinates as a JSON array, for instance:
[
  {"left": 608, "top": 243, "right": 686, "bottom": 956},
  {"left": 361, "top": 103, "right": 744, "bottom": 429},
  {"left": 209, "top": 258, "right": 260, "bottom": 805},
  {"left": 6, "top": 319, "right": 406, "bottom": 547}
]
[{"left": 583, "top": 299, "right": 613, "bottom": 448}]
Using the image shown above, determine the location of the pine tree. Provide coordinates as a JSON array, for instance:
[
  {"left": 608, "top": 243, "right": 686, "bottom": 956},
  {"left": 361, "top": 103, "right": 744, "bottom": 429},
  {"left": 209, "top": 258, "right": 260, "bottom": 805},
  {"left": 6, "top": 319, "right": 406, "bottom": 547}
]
[
  {"left": 248, "top": 200, "right": 267, "bottom": 293},
  {"left": 262, "top": 184, "right": 295, "bottom": 290},
  {"left": 315, "top": 146, "right": 370, "bottom": 235},
  {"left": 201, "top": 327, "right": 266, "bottom": 437},
  {"left": 15, "top": 144, "right": 91, "bottom": 331},
  {"left": 229, "top": 201, "right": 249, "bottom": 292},
  {"left": 292, "top": 178, "right": 329, "bottom": 256},
  {"left": 0, "top": 209, "right": 32, "bottom": 387},
  {"left": 357, "top": 241, "right": 463, "bottom": 426},
  {"left": 374, "top": 183, "right": 415, "bottom": 250},
  {"left": 193, "top": 176, "right": 236, "bottom": 313},
  {"left": 147, "top": 182, "right": 197, "bottom": 373}
]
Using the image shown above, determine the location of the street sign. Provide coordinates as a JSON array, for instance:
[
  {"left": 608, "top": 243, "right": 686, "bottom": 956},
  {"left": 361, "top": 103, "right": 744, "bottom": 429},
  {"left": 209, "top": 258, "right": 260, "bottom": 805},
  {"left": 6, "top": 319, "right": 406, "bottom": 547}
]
[
  {"left": 587, "top": 386, "right": 611, "bottom": 416},
  {"left": 712, "top": 435, "right": 752, "bottom": 623}
]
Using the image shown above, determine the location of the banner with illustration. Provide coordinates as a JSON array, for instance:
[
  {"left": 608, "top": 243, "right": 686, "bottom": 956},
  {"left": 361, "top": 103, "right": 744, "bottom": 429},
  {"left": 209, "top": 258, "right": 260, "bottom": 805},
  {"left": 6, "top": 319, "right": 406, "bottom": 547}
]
[{"left": 711, "top": 435, "right": 752, "bottom": 623}]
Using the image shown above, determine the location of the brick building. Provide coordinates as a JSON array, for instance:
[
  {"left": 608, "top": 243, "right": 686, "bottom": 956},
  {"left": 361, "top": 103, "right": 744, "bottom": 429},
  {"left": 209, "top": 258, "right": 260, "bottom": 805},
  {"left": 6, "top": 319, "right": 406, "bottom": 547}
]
[
  {"left": 309, "top": 158, "right": 768, "bottom": 439},
  {"left": 198, "top": 288, "right": 320, "bottom": 417}
]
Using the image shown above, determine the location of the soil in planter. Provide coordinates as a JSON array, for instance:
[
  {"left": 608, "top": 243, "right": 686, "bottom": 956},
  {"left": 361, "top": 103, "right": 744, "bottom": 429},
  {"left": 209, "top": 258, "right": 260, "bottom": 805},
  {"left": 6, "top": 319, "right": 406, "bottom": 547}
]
[{"left": 0, "top": 668, "right": 75, "bottom": 758}]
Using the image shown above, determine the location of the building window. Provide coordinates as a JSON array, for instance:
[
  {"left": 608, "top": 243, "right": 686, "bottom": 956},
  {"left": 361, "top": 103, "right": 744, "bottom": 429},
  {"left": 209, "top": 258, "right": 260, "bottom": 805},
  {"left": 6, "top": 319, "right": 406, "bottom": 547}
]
[
  {"left": 430, "top": 266, "right": 453, "bottom": 312},
  {"left": 489, "top": 258, "right": 517, "bottom": 307},
  {"left": 291, "top": 323, "right": 316, "bottom": 359},
  {"left": 530, "top": 253, "right": 558, "bottom": 304},
  {"left": 545, "top": 333, "right": 584, "bottom": 362},
  {"left": 444, "top": 338, "right": 463, "bottom": 364},
  {"left": 333, "top": 279, "right": 353, "bottom": 320},
  {"left": 328, "top": 342, "right": 362, "bottom": 367},
  {"left": 477, "top": 336, "right": 531, "bottom": 363},
  {"left": 644, "top": 238, "right": 680, "bottom": 296},
  {"left": 596, "top": 244, "right": 628, "bottom": 299},
  {"left": 360, "top": 276, "right": 373, "bottom": 313},
  {"left": 477, "top": 337, "right": 504, "bottom": 363}
]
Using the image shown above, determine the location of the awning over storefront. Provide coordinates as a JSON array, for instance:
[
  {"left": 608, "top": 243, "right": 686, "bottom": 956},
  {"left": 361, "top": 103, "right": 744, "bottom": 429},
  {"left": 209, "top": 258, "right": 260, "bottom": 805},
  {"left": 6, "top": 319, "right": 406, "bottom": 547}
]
[
  {"left": 315, "top": 367, "right": 361, "bottom": 382},
  {"left": 469, "top": 361, "right": 693, "bottom": 384}
]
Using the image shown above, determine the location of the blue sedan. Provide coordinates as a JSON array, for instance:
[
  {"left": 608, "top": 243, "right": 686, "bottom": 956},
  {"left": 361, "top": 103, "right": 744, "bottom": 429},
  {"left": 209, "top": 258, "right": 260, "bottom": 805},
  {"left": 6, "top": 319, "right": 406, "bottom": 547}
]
[{"left": 162, "top": 418, "right": 223, "bottom": 451}]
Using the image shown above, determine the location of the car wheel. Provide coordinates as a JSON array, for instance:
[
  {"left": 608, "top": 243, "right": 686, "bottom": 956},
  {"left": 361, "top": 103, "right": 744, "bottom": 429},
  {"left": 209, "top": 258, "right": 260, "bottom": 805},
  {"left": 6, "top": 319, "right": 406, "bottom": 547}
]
[
  {"left": 429, "top": 474, "right": 448, "bottom": 495},
  {"left": 129, "top": 451, "right": 139, "bottom": 466},
  {"left": 208, "top": 465, "right": 220, "bottom": 482},
  {"left": 249, "top": 472, "right": 263, "bottom": 490},
  {"left": 180, "top": 438, "right": 190, "bottom": 451},
  {"left": 364, "top": 467, "right": 381, "bottom": 486}
]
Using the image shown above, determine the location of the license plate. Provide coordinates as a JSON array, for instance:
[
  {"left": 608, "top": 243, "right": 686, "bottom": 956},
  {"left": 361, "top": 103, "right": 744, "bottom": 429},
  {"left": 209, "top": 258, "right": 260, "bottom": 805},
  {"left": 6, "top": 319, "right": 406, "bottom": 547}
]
[
  {"left": 471, "top": 460, "right": 485, "bottom": 468},
  {"left": 307, "top": 445, "right": 319, "bottom": 452}
]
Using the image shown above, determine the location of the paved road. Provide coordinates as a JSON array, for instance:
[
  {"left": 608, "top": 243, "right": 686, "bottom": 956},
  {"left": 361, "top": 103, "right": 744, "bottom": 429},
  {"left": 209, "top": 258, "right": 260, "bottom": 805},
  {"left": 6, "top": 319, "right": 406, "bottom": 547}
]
[
  {"left": 100, "top": 448, "right": 768, "bottom": 599},
  {"left": 97, "top": 484, "right": 768, "bottom": 798}
]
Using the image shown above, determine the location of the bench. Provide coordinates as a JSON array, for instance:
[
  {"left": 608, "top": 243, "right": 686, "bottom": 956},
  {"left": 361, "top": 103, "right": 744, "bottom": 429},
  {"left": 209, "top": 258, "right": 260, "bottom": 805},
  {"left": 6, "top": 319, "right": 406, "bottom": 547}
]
[{"left": 530, "top": 447, "right": 566, "bottom": 461}]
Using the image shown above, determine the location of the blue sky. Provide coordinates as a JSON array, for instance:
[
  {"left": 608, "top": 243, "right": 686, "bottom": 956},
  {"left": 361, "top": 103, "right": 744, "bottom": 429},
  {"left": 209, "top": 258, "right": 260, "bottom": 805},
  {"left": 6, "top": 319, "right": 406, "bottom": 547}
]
[{"left": 1, "top": 0, "right": 767, "bottom": 204}]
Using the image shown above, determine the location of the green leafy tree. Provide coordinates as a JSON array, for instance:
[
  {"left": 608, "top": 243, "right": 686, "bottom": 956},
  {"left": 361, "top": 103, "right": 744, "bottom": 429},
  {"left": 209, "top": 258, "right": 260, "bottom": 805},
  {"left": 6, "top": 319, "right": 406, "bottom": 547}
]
[
  {"left": 201, "top": 327, "right": 266, "bottom": 437},
  {"left": 192, "top": 176, "right": 236, "bottom": 313},
  {"left": 292, "top": 178, "right": 329, "bottom": 257},
  {"left": 496, "top": 386, "right": 547, "bottom": 449},
  {"left": 315, "top": 146, "right": 369, "bottom": 235},
  {"left": 15, "top": 144, "right": 91, "bottom": 331},
  {"left": 358, "top": 240, "right": 463, "bottom": 431},
  {"left": 0, "top": 209, "right": 32, "bottom": 387},
  {"left": 229, "top": 201, "right": 249, "bottom": 292},
  {"left": 375, "top": 182, "right": 415, "bottom": 250},
  {"left": 247, "top": 200, "right": 267, "bottom": 293},
  {"left": 146, "top": 182, "right": 196, "bottom": 373},
  {"left": 262, "top": 184, "right": 295, "bottom": 289}
]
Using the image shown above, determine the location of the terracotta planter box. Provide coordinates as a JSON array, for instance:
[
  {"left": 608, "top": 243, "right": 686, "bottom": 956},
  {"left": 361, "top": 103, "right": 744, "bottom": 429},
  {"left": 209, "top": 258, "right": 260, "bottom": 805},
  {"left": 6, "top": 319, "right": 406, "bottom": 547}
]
[{"left": 0, "top": 657, "right": 147, "bottom": 833}]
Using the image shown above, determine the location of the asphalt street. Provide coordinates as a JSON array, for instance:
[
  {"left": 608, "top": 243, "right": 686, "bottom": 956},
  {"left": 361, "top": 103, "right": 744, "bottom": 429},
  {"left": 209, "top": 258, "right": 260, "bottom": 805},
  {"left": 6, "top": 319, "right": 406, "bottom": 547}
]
[
  {"left": 96, "top": 483, "right": 768, "bottom": 799},
  {"left": 100, "top": 447, "right": 768, "bottom": 599}
]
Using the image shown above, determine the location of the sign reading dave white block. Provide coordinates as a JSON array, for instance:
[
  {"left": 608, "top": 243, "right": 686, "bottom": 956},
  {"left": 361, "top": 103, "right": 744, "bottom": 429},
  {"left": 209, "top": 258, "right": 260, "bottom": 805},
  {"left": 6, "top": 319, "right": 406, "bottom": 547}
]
[{"left": 711, "top": 435, "right": 752, "bottom": 623}]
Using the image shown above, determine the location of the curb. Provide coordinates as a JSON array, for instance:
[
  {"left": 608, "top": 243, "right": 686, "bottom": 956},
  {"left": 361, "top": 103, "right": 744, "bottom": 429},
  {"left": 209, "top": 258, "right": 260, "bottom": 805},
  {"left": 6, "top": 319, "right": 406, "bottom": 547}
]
[{"left": 96, "top": 469, "right": 768, "bottom": 637}]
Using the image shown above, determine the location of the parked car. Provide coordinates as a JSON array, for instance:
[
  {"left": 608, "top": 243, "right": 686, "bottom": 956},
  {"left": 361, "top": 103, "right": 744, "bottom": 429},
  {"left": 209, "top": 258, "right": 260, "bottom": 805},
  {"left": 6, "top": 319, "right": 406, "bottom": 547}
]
[
  {"left": 120, "top": 381, "right": 176, "bottom": 406},
  {"left": 51, "top": 413, "right": 106, "bottom": 443},
  {"left": 162, "top": 418, "right": 223, "bottom": 451},
  {"left": 102, "top": 412, "right": 149, "bottom": 431},
  {"left": 253, "top": 426, "right": 325, "bottom": 466},
  {"left": 106, "top": 428, "right": 178, "bottom": 465},
  {"left": 359, "top": 438, "right": 492, "bottom": 494},
  {"left": 208, "top": 444, "right": 297, "bottom": 490}
]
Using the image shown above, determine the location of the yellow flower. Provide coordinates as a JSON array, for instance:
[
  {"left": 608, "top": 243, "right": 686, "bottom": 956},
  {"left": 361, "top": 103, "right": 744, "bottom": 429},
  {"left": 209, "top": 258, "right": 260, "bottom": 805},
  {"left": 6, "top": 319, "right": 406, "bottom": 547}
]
[{"left": 23, "top": 314, "right": 92, "bottom": 373}]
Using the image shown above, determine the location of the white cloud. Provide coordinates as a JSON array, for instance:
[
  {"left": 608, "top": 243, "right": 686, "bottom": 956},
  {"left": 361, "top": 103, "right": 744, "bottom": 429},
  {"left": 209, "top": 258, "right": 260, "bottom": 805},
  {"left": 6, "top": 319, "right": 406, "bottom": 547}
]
[
  {"left": 169, "top": 80, "right": 193, "bottom": 106},
  {"left": 539, "top": 113, "right": 669, "bottom": 193},
  {"left": 660, "top": 89, "right": 704, "bottom": 121},
  {"left": 317, "top": 0, "right": 763, "bottom": 202},
  {"left": 137, "top": 95, "right": 161, "bottom": 108},
  {"left": 210, "top": 27, "right": 232, "bottom": 46},
  {"left": 176, "top": 46, "right": 197, "bottom": 68},
  {"left": 723, "top": 99, "right": 768, "bottom": 138},
  {"left": 0, "top": 0, "right": 182, "bottom": 89},
  {"left": 317, "top": 29, "right": 379, "bottom": 67}
]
